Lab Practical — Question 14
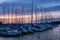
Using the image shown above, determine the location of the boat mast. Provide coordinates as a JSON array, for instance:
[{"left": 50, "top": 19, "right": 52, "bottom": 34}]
[
  {"left": 7, "top": 5, "right": 9, "bottom": 24},
  {"left": 50, "top": 12, "right": 53, "bottom": 21},
  {"left": 21, "top": 6, "right": 24, "bottom": 24},
  {"left": 2, "top": 6, "right": 5, "bottom": 31},
  {"left": 35, "top": 5, "right": 37, "bottom": 24},
  {"left": 19, "top": 7, "right": 21, "bottom": 24},
  {"left": 40, "top": 6, "right": 43, "bottom": 23},
  {"left": 44, "top": 8, "right": 47, "bottom": 22},
  {"left": 31, "top": 0, "right": 33, "bottom": 26},
  {"left": 2, "top": 6, "right": 5, "bottom": 24},
  {"left": 49, "top": 11, "right": 50, "bottom": 22},
  {"left": 15, "top": 8, "right": 18, "bottom": 24},
  {"left": 12, "top": 4, "right": 14, "bottom": 24}
]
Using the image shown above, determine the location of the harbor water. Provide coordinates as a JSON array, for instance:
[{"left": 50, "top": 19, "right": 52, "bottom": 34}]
[{"left": 0, "top": 24, "right": 60, "bottom": 40}]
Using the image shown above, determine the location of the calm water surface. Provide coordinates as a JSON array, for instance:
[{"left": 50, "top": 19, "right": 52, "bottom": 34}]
[{"left": 0, "top": 25, "right": 60, "bottom": 40}]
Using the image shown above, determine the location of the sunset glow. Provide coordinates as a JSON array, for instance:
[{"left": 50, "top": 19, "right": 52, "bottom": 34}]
[{"left": 0, "top": 11, "right": 60, "bottom": 24}]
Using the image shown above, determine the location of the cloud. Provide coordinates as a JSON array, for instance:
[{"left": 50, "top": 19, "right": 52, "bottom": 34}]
[
  {"left": 0, "top": 0, "right": 15, "bottom": 3},
  {"left": 0, "top": 0, "right": 60, "bottom": 13},
  {"left": 0, "top": 0, "right": 7, "bottom": 3}
]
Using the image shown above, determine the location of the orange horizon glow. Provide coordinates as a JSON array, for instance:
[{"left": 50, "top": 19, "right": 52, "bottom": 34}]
[{"left": 0, "top": 11, "right": 60, "bottom": 24}]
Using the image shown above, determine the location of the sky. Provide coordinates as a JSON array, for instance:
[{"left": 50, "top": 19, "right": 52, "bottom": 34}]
[
  {"left": 0, "top": 0, "right": 60, "bottom": 8},
  {"left": 0, "top": 0, "right": 60, "bottom": 13},
  {"left": 0, "top": 0, "right": 60, "bottom": 7},
  {"left": 0, "top": 0, "right": 60, "bottom": 23},
  {"left": 0, "top": 0, "right": 60, "bottom": 15},
  {"left": 0, "top": 0, "right": 13, "bottom": 3}
]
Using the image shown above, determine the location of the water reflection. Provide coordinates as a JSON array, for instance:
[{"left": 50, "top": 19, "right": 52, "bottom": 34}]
[{"left": 0, "top": 24, "right": 60, "bottom": 40}]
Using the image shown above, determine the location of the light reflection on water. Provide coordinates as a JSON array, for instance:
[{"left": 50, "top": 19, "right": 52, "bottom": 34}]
[{"left": 0, "top": 24, "right": 60, "bottom": 40}]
